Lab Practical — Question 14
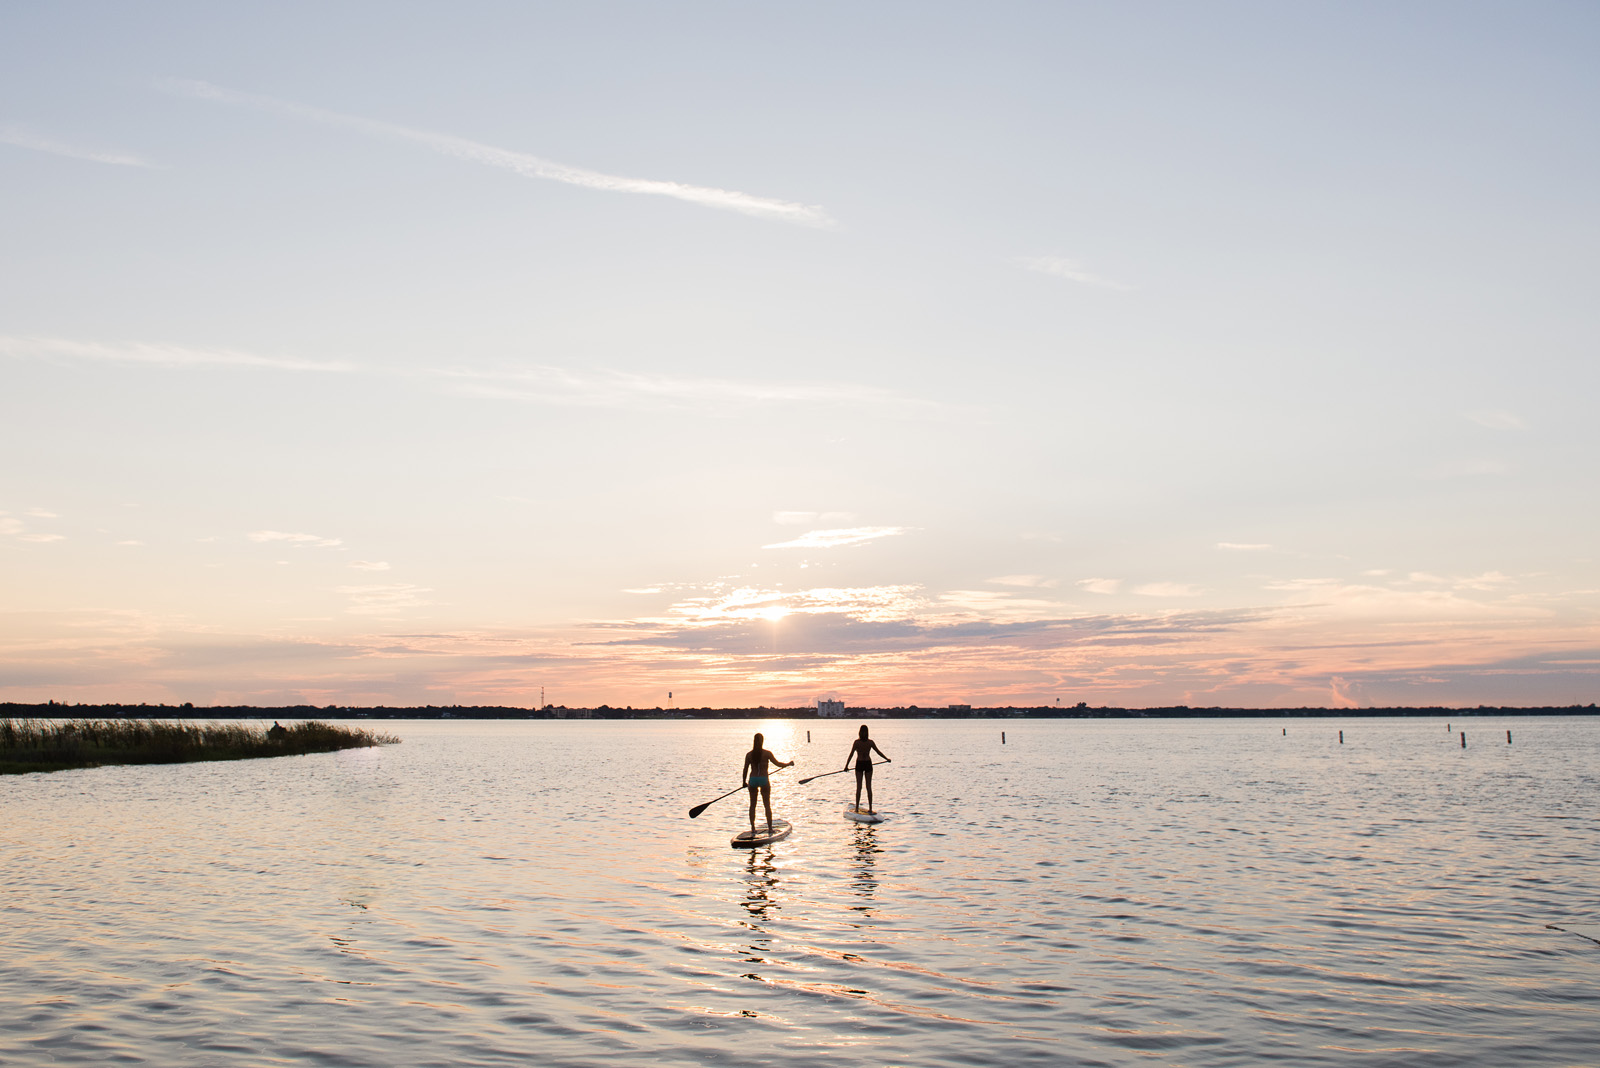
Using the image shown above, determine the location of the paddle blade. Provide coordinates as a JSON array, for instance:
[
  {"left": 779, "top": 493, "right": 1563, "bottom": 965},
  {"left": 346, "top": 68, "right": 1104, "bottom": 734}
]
[
  {"left": 688, "top": 802, "right": 710, "bottom": 819},
  {"left": 797, "top": 775, "right": 817, "bottom": 784}
]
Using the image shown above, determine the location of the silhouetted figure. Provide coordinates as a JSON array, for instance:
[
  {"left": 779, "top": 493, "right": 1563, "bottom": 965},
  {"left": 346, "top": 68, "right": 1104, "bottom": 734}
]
[
  {"left": 267, "top": 721, "right": 288, "bottom": 740},
  {"left": 845, "top": 725, "right": 890, "bottom": 814},
  {"left": 742, "top": 732, "right": 793, "bottom": 835}
]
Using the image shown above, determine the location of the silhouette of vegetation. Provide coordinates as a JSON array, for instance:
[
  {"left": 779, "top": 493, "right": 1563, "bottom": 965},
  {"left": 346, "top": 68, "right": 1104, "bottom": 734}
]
[{"left": 0, "top": 718, "right": 398, "bottom": 775}]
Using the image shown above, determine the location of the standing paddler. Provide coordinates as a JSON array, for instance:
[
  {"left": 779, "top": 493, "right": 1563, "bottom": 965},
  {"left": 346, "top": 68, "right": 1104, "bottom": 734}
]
[
  {"left": 844, "top": 724, "right": 891, "bottom": 814},
  {"left": 742, "top": 732, "right": 794, "bottom": 836}
]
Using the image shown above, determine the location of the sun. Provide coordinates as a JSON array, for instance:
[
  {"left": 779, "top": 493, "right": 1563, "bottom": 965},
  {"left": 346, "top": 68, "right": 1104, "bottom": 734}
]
[{"left": 760, "top": 605, "right": 790, "bottom": 622}]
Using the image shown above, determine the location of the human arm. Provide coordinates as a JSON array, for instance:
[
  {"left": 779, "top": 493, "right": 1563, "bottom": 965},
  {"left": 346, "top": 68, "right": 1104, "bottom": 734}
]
[{"left": 871, "top": 740, "right": 890, "bottom": 762}]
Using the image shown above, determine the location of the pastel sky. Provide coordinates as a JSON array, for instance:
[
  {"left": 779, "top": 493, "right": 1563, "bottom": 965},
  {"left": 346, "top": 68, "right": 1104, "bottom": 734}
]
[{"left": 3, "top": 2, "right": 1597, "bottom": 709}]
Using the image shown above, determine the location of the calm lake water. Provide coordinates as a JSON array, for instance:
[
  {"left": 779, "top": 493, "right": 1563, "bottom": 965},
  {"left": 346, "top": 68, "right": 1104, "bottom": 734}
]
[{"left": 2, "top": 717, "right": 1598, "bottom": 1067}]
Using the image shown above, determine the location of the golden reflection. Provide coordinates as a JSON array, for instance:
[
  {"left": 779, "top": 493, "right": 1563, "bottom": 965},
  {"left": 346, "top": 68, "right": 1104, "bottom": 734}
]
[
  {"left": 739, "top": 846, "right": 782, "bottom": 979},
  {"left": 850, "top": 825, "right": 881, "bottom": 916},
  {"left": 740, "top": 847, "right": 781, "bottom": 928}
]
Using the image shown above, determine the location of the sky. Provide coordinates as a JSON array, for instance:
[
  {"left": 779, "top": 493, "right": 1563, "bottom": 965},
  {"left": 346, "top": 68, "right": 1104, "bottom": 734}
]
[{"left": 2, "top": 1, "right": 1597, "bottom": 709}]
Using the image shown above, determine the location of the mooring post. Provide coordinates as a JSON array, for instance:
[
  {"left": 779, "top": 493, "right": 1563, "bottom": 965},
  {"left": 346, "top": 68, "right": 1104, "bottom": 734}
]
[
  {"left": 1507, "top": 730, "right": 1512, "bottom": 745},
  {"left": 1339, "top": 730, "right": 1343, "bottom": 744},
  {"left": 1282, "top": 727, "right": 1286, "bottom": 735},
  {"left": 1002, "top": 731, "right": 1006, "bottom": 744},
  {"left": 1460, "top": 731, "right": 1466, "bottom": 748},
  {"left": 807, "top": 730, "right": 810, "bottom": 743}
]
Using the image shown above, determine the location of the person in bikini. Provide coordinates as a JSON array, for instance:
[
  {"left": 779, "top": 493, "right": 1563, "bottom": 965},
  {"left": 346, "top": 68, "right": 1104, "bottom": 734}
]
[
  {"left": 742, "top": 732, "right": 794, "bottom": 835},
  {"left": 844, "top": 724, "right": 890, "bottom": 814}
]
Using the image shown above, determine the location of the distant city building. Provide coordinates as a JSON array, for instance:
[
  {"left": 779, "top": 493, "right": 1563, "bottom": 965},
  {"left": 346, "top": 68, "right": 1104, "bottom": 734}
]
[
  {"left": 948, "top": 704, "right": 971, "bottom": 714},
  {"left": 817, "top": 699, "right": 845, "bottom": 717}
]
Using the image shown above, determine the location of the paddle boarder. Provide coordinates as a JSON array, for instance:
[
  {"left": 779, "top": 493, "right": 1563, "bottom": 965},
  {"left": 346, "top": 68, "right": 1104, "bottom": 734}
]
[
  {"left": 844, "top": 725, "right": 890, "bottom": 814},
  {"left": 742, "top": 733, "right": 794, "bottom": 836}
]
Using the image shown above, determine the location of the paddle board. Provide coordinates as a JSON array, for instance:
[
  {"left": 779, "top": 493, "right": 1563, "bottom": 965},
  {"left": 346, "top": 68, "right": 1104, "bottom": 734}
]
[
  {"left": 732, "top": 819, "right": 792, "bottom": 848},
  {"left": 843, "top": 804, "right": 884, "bottom": 824}
]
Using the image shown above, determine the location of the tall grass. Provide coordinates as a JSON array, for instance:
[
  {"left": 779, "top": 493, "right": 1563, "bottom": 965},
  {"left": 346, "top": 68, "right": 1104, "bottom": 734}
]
[{"left": 0, "top": 718, "right": 399, "bottom": 775}]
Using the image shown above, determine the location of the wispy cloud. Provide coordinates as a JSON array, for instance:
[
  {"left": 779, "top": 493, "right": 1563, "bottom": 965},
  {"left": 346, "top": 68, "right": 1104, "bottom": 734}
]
[
  {"left": 0, "top": 336, "right": 353, "bottom": 373},
  {"left": 989, "top": 574, "right": 1056, "bottom": 588},
  {"left": 349, "top": 560, "right": 390, "bottom": 571},
  {"left": 763, "top": 526, "right": 912, "bottom": 550},
  {"left": 249, "top": 530, "right": 343, "bottom": 549},
  {"left": 937, "top": 589, "right": 1064, "bottom": 622},
  {"left": 1328, "top": 675, "right": 1364, "bottom": 709},
  {"left": 0, "top": 512, "right": 63, "bottom": 543},
  {"left": 1020, "top": 255, "right": 1132, "bottom": 291},
  {"left": 1395, "top": 570, "right": 1516, "bottom": 593},
  {"left": 1464, "top": 410, "right": 1524, "bottom": 431},
  {"left": 334, "top": 584, "right": 433, "bottom": 616},
  {"left": 164, "top": 79, "right": 836, "bottom": 228},
  {"left": 659, "top": 584, "right": 926, "bottom": 627},
  {"left": 0, "top": 124, "right": 153, "bottom": 167},
  {"left": 1133, "top": 582, "right": 1206, "bottom": 597},
  {"left": 1218, "top": 542, "right": 1272, "bottom": 551},
  {"left": 773, "top": 510, "right": 855, "bottom": 526},
  {"left": 5, "top": 335, "right": 941, "bottom": 415},
  {"left": 1262, "top": 575, "right": 1530, "bottom": 620},
  {"left": 432, "top": 365, "right": 929, "bottom": 413},
  {"left": 1078, "top": 578, "right": 1121, "bottom": 595},
  {"left": 1454, "top": 571, "right": 1514, "bottom": 591}
]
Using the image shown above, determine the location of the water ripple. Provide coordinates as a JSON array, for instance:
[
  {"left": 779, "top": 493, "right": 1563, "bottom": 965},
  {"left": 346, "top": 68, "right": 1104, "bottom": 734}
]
[{"left": 2, "top": 718, "right": 1599, "bottom": 1066}]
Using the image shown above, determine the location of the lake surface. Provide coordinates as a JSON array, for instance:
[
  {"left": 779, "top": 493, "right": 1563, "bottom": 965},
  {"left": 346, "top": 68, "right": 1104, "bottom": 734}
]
[{"left": 2, "top": 717, "right": 1598, "bottom": 1067}]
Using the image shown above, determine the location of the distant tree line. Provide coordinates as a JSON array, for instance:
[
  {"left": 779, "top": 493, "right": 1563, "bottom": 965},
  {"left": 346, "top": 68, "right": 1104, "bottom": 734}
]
[{"left": 4, "top": 701, "right": 1596, "bottom": 720}]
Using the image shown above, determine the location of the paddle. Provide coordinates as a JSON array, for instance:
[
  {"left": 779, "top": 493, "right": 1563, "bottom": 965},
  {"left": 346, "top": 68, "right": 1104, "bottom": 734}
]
[
  {"left": 688, "top": 765, "right": 790, "bottom": 819},
  {"left": 799, "top": 759, "right": 889, "bottom": 785}
]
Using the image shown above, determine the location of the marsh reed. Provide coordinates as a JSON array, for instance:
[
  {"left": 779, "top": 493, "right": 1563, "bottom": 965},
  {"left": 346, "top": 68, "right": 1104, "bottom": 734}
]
[{"left": 0, "top": 718, "right": 398, "bottom": 774}]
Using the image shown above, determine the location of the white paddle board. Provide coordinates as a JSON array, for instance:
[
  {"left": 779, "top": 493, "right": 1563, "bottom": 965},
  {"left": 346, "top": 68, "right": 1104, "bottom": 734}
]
[
  {"left": 732, "top": 819, "right": 792, "bottom": 848},
  {"left": 843, "top": 804, "right": 884, "bottom": 824}
]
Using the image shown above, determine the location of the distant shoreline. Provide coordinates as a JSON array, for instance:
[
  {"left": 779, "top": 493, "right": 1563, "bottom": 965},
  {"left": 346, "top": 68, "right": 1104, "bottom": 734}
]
[{"left": 5, "top": 701, "right": 1597, "bottom": 721}]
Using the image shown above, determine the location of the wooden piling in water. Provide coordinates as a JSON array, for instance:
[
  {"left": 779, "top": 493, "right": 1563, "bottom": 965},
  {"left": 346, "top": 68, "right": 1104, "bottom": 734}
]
[
  {"left": 1461, "top": 731, "right": 1467, "bottom": 748},
  {"left": 1002, "top": 731, "right": 1006, "bottom": 744},
  {"left": 1339, "top": 730, "right": 1343, "bottom": 744},
  {"left": 1507, "top": 729, "right": 1512, "bottom": 744}
]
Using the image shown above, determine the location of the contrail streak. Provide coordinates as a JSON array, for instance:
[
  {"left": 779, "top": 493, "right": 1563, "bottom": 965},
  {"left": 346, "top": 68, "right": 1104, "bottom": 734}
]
[
  {"left": 164, "top": 79, "right": 835, "bottom": 228},
  {"left": 0, "top": 124, "right": 152, "bottom": 167}
]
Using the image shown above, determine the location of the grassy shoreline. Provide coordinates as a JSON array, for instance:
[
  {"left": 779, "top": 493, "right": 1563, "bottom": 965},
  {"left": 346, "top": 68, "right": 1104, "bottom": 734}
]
[{"left": 0, "top": 718, "right": 399, "bottom": 775}]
